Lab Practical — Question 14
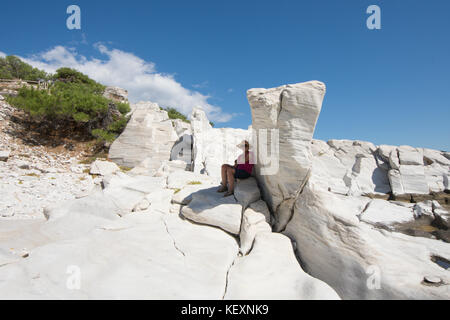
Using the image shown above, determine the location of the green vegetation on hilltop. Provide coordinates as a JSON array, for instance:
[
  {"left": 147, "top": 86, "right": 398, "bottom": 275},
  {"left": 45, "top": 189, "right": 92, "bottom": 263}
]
[
  {"left": 160, "top": 106, "right": 214, "bottom": 127},
  {"left": 162, "top": 107, "right": 190, "bottom": 123},
  {"left": 53, "top": 68, "right": 105, "bottom": 94},
  {"left": 5, "top": 64, "right": 130, "bottom": 144},
  {"left": 0, "top": 55, "right": 49, "bottom": 81}
]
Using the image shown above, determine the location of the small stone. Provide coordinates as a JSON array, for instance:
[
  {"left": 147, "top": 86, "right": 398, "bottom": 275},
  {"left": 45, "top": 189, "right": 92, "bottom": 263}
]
[
  {"left": 136, "top": 199, "right": 150, "bottom": 211},
  {"left": 424, "top": 276, "right": 441, "bottom": 284},
  {"left": 0, "top": 150, "right": 10, "bottom": 162},
  {"left": 413, "top": 201, "right": 434, "bottom": 219},
  {"left": 18, "top": 161, "right": 30, "bottom": 170},
  {"left": 70, "top": 166, "right": 83, "bottom": 174},
  {"left": 90, "top": 160, "right": 120, "bottom": 176}
]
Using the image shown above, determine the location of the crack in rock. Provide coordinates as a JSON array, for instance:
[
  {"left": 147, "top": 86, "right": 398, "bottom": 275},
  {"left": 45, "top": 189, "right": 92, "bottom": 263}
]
[
  {"left": 222, "top": 255, "right": 238, "bottom": 300},
  {"left": 356, "top": 200, "right": 373, "bottom": 221},
  {"left": 274, "top": 168, "right": 311, "bottom": 233},
  {"left": 0, "top": 260, "right": 19, "bottom": 268},
  {"left": 162, "top": 217, "right": 186, "bottom": 257}
]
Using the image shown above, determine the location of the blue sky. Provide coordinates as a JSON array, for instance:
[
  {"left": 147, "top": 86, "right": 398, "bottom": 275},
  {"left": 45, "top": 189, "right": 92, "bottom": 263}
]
[{"left": 1, "top": 0, "right": 449, "bottom": 150}]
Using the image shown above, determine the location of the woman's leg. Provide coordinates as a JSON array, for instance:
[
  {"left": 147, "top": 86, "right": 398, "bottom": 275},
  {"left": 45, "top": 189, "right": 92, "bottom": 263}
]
[
  {"left": 221, "top": 164, "right": 228, "bottom": 186},
  {"left": 225, "top": 167, "right": 236, "bottom": 195},
  {"left": 218, "top": 164, "right": 231, "bottom": 192}
]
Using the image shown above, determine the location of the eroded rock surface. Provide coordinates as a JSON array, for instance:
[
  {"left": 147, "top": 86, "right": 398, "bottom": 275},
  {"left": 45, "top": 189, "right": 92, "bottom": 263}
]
[
  {"left": 109, "top": 102, "right": 178, "bottom": 168},
  {"left": 247, "top": 81, "right": 326, "bottom": 231},
  {"left": 225, "top": 233, "right": 340, "bottom": 300},
  {"left": 181, "top": 187, "right": 243, "bottom": 235},
  {"left": 103, "top": 86, "right": 129, "bottom": 104},
  {"left": 90, "top": 160, "right": 120, "bottom": 176},
  {"left": 284, "top": 183, "right": 450, "bottom": 299},
  {"left": 239, "top": 201, "right": 271, "bottom": 255},
  {"left": 247, "top": 81, "right": 450, "bottom": 300},
  {"left": 0, "top": 211, "right": 239, "bottom": 299}
]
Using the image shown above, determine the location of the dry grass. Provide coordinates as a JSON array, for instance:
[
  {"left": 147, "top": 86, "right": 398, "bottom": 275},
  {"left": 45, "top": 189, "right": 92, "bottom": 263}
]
[
  {"left": 25, "top": 173, "right": 40, "bottom": 178},
  {"left": 120, "top": 166, "right": 132, "bottom": 172}
]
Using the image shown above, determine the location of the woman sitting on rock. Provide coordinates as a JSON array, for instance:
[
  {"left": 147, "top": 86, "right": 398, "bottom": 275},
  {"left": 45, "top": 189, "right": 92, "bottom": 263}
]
[{"left": 217, "top": 140, "right": 254, "bottom": 197}]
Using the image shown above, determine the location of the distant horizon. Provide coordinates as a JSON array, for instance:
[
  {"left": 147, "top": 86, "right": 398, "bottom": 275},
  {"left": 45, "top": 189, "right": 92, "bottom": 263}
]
[{"left": 1, "top": 0, "right": 449, "bottom": 151}]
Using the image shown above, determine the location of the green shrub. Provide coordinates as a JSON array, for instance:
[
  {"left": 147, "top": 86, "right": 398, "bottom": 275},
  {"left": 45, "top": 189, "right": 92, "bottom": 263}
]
[
  {"left": 161, "top": 106, "right": 213, "bottom": 126},
  {"left": 91, "top": 129, "right": 117, "bottom": 143},
  {"left": 0, "top": 55, "right": 49, "bottom": 81},
  {"left": 73, "top": 112, "right": 90, "bottom": 123},
  {"left": 158, "top": 106, "right": 190, "bottom": 123},
  {"left": 6, "top": 66, "right": 130, "bottom": 144},
  {"left": 7, "top": 84, "right": 110, "bottom": 121},
  {"left": 107, "top": 116, "right": 130, "bottom": 134},
  {"left": 53, "top": 68, "right": 105, "bottom": 94},
  {"left": 116, "top": 102, "right": 131, "bottom": 115},
  {"left": 6, "top": 87, "right": 58, "bottom": 118},
  {"left": 165, "top": 107, "right": 190, "bottom": 123}
]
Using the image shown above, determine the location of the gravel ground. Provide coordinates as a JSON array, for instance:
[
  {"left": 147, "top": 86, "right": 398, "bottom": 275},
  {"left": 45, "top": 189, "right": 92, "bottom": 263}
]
[{"left": 0, "top": 96, "right": 97, "bottom": 219}]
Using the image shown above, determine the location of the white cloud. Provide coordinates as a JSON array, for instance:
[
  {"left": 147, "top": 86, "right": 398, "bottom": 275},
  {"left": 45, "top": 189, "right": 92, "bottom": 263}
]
[
  {"left": 0, "top": 51, "right": 6, "bottom": 58},
  {"left": 20, "top": 45, "right": 233, "bottom": 123},
  {"left": 192, "top": 81, "right": 209, "bottom": 89}
]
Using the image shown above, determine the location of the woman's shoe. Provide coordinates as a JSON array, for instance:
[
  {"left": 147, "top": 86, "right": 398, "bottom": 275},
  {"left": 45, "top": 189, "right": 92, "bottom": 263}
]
[
  {"left": 217, "top": 185, "right": 228, "bottom": 193},
  {"left": 223, "top": 191, "right": 234, "bottom": 197}
]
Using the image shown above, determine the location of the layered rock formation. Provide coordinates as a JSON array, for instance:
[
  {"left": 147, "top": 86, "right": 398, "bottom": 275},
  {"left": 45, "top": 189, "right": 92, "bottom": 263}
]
[
  {"left": 248, "top": 81, "right": 450, "bottom": 300},
  {"left": 110, "top": 103, "right": 250, "bottom": 180},
  {"left": 247, "top": 81, "right": 326, "bottom": 231},
  {"left": 0, "top": 79, "right": 37, "bottom": 96},
  {"left": 170, "top": 119, "right": 192, "bottom": 168},
  {"left": 103, "top": 86, "right": 129, "bottom": 104},
  {"left": 109, "top": 102, "right": 179, "bottom": 169},
  {"left": 284, "top": 183, "right": 450, "bottom": 299}
]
